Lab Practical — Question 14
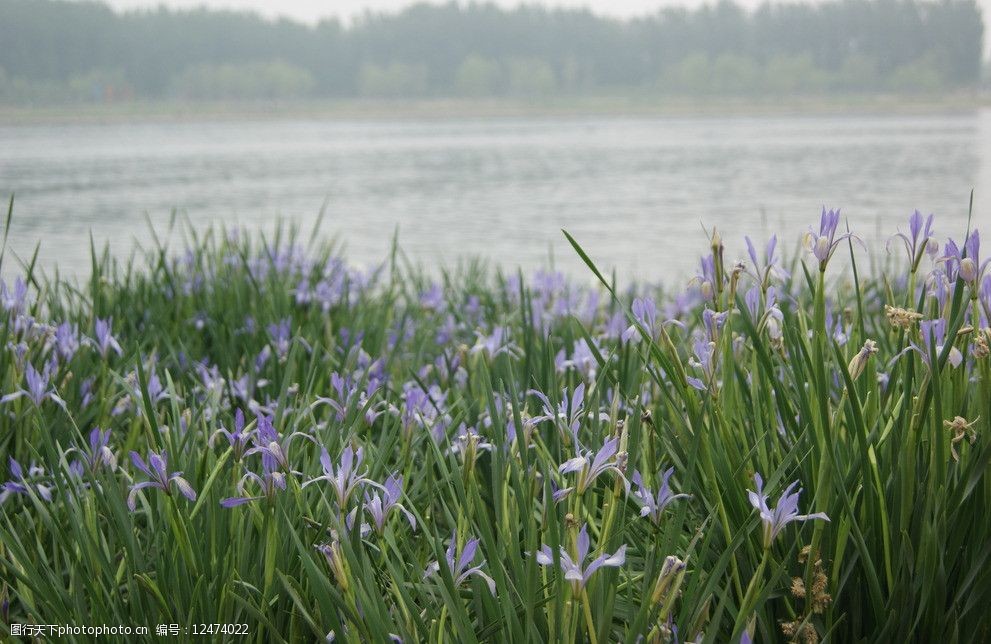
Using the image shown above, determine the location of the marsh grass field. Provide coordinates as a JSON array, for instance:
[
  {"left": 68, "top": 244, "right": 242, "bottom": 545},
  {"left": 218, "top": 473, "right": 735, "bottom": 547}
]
[{"left": 1, "top": 199, "right": 990, "bottom": 643}]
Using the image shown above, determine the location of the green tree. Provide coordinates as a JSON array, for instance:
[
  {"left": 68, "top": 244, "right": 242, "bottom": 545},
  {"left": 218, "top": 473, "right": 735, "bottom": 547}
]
[
  {"left": 505, "top": 57, "right": 557, "bottom": 97},
  {"left": 454, "top": 54, "right": 502, "bottom": 96},
  {"left": 358, "top": 62, "right": 428, "bottom": 98}
]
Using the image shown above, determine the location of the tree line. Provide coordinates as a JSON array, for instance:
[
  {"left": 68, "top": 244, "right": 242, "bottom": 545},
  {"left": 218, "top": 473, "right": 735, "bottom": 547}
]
[{"left": 0, "top": 0, "right": 984, "bottom": 102}]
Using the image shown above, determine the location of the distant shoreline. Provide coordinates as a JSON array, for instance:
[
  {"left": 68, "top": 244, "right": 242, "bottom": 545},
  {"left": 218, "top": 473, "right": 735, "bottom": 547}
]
[{"left": 0, "top": 93, "right": 986, "bottom": 125}]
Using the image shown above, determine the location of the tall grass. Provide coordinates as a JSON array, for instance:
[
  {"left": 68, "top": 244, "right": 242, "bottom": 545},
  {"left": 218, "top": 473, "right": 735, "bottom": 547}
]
[{"left": 1, "top": 201, "right": 989, "bottom": 642}]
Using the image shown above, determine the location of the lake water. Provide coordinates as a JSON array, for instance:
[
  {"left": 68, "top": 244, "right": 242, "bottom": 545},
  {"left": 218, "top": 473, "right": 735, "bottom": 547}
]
[{"left": 2, "top": 112, "right": 990, "bottom": 282}]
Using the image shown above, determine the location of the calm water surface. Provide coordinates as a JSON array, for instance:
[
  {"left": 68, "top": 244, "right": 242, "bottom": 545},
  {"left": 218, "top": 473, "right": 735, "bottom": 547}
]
[{"left": 2, "top": 112, "right": 990, "bottom": 281}]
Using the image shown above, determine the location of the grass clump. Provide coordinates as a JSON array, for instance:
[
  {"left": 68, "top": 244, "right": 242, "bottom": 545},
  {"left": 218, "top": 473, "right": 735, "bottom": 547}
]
[{"left": 1, "top": 202, "right": 990, "bottom": 642}]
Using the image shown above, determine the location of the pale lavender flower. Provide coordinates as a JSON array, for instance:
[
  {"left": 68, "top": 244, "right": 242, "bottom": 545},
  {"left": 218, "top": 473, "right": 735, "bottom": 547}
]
[
  {"left": 942, "top": 230, "right": 989, "bottom": 287},
  {"left": 449, "top": 424, "right": 494, "bottom": 462},
  {"left": 686, "top": 340, "right": 716, "bottom": 392},
  {"left": 535, "top": 523, "right": 626, "bottom": 590},
  {"left": 631, "top": 467, "right": 691, "bottom": 523},
  {"left": 803, "top": 207, "right": 861, "bottom": 270},
  {"left": 1, "top": 362, "right": 66, "bottom": 409},
  {"left": 210, "top": 409, "right": 252, "bottom": 461},
  {"left": 400, "top": 383, "right": 449, "bottom": 441},
  {"left": 73, "top": 427, "right": 117, "bottom": 473},
  {"left": 1, "top": 458, "right": 53, "bottom": 503},
  {"left": 747, "top": 472, "right": 829, "bottom": 548},
  {"left": 0, "top": 277, "right": 28, "bottom": 316},
  {"left": 244, "top": 411, "right": 315, "bottom": 472},
  {"left": 980, "top": 274, "right": 991, "bottom": 327},
  {"left": 220, "top": 459, "right": 286, "bottom": 507},
  {"left": 127, "top": 450, "right": 197, "bottom": 511},
  {"left": 79, "top": 376, "right": 95, "bottom": 409},
  {"left": 314, "top": 372, "right": 372, "bottom": 422},
  {"left": 303, "top": 445, "right": 381, "bottom": 509},
  {"left": 364, "top": 474, "right": 416, "bottom": 533},
  {"left": 554, "top": 435, "right": 626, "bottom": 502},
  {"left": 555, "top": 338, "right": 600, "bottom": 379},
  {"left": 621, "top": 297, "right": 684, "bottom": 343},
  {"left": 824, "top": 301, "right": 849, "bottom": 347},
  {"left": 424, "top": 532, "right": 496, "bottom": 594},
  {"left": 117, "top": 367, "right": 169, "bottom": 416},
  {"left": 743, "top": 286, "right": 783, "bottom": 343},
  {"left": 93, "top": 318, "right": 123, "bottom": 359},
  {"left": 701, "top": 308, "right": 729, "bottom": 343},
  {"left": 910, "top": 318, "right": 963, "bottom": 369},
  {"left": 470, "top": 326, "right": 515, "bottom": 357},
  {"left": 745, "top": 234, "right": 788, "bottom": 286},
  {"left": 888, "top": 210, "right": 938, "bottom": 267},
  {"left": 268, "top": 319, "right": 292, "bottom": 362},
  {"left": 53, "top": 322, "right": 80, "bottom": 362},
  {"left": 294, "top": 278, "right": 312, "bottom": 305},
  {"left": 195, "top": 362, "right": 225, "bottom": 397},
  {"left": 419, "top": 283, "right": 444, "bottom": 310},
  {"left": 692, "top": 254, "right": 719, "bottom": 302},
  {"left": 254, "top": 345, "right": 271, "bottom": 372},
  {"left": 529, "top": 382, "right": 590, "bottom": 446}
]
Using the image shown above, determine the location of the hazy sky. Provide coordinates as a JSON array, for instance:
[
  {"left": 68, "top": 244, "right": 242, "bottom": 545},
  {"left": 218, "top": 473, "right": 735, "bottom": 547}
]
[{"left": 100, "top": 0, "right": 816, "bottom": 23}]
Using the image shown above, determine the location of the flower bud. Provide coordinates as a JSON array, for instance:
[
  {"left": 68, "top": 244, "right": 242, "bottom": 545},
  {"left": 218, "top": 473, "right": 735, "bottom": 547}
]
[
  {"left": 650, "top": 555, "right": 687, "bottom": 606},
  {"left": 848, "top": 339, "right": 878, "bottom": 381},
  {"left": 317, "top": 541, "right": 350, "bottom": 592},
  {"left": 960, "top": 257, "right": 978, "bottom": 283}
]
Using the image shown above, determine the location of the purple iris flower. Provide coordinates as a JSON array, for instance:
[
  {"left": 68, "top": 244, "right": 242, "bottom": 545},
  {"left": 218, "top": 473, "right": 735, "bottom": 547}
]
[
  {"left": 555, "top": 338, "right": 600, "bottom": 379},
  {"left": 529, "top": 383, "right": 593, "bottom": 446},
  {"left": 254, "top": 345, "right": 271, "bottom": 373},
  {"left": 535, "top": 523, "right": 626, "bottom": 591},
  {"left": 470, "top": 327, "right": 515, "bottom": 357},
  {"left": 210, "top": 409, "right": 252, "bottom": 461},
  {"left": 73, "top": 427, "right": 117, "bottom": 473},
  {"left": 127, "top": 450, "right": 197, "bottom": 511},
  {"left": 701, "top": 308, "right": 729, "bottom": 343},
  {"left": 803, "top": 207, "right": 860, "bottom": 270},
  {"left": 364, "top": 474, "right": 416, "bottom": 533},
  {"left": 294, "top": 278, "right": 312, "bottom": 305},
  {"left": 220, "top": 459, "right": 286, "bottom": 507},
  {"left": 244, "top": 412, "right": 315, "bottom": 473},
  {"left": 888, "top": 210, "right": 938, "bottom": 267},
  {"left": 53, "top": 322, "right": 80, "bottom": 362},
  {"left": 621, "top": 297, "right": 684, "bottom": 343},
  {"left": 399, "top": 383, "right": 449, "bottom": 442},
  {"left": 267, "top": 319, "right": 293, "bottom": 362},
  {"left": 631, "top": 467, "right": 691, "bottom": 523},
  {"left": 623, "top": 297, "right": 656, "bottom": 342},
  {"left": 449, "top": 424, "right": 495, "bottom": 462},
  {"left": 419, "top": 283, "right": 445, "bottom": 310},
  {"left": 194, "top": 362, "right": 225, "bottom": 397},
  {"left": 744, "top": 286, "right": 784, "bottom": 343},
  {"left": 315, "top": 372, "right": 380, "bottom": 423},
  {"left": 303, "top": 445, "right": 382, "bottom": 509},
  {"left": 745, "top": 234, "right": 788, "bottom": 286},
  {"left": 909, "top": 318, "right": 963, "bottom": 369},
  {"left": 942, "top": 230, "right": 989, "bottom": 287},
  {"left": 747, "top": 472, "right": 829, "bottom": 548},
  {"left": 1, "top": 362, "right": 66, "bottom": 409},
  {"left": 1, "top": 458, "right": 53, "bottom": 503},
  {"left": 79, "top": 377, "right": 95, "bottom": 409},
  {"left": 981, "top": 274, "right": 991, "bottom": 326},
  {"left": 691, "top": 254, "right": 719, "bottom": 302},
  {"left": 554, "top": 435, "right": 626, "bottom": 502},
  {"left": 0, "top": 277, "right": 28, "bottom": 316},
  {"left": 92, "top": 318, "right": 123, "bottom": 359},
  {"left": 686, "top": 340, "right": 716, "bottom": 392},
  {"left": 424, "top": 532, "right": 496, "bottom": 595}
]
